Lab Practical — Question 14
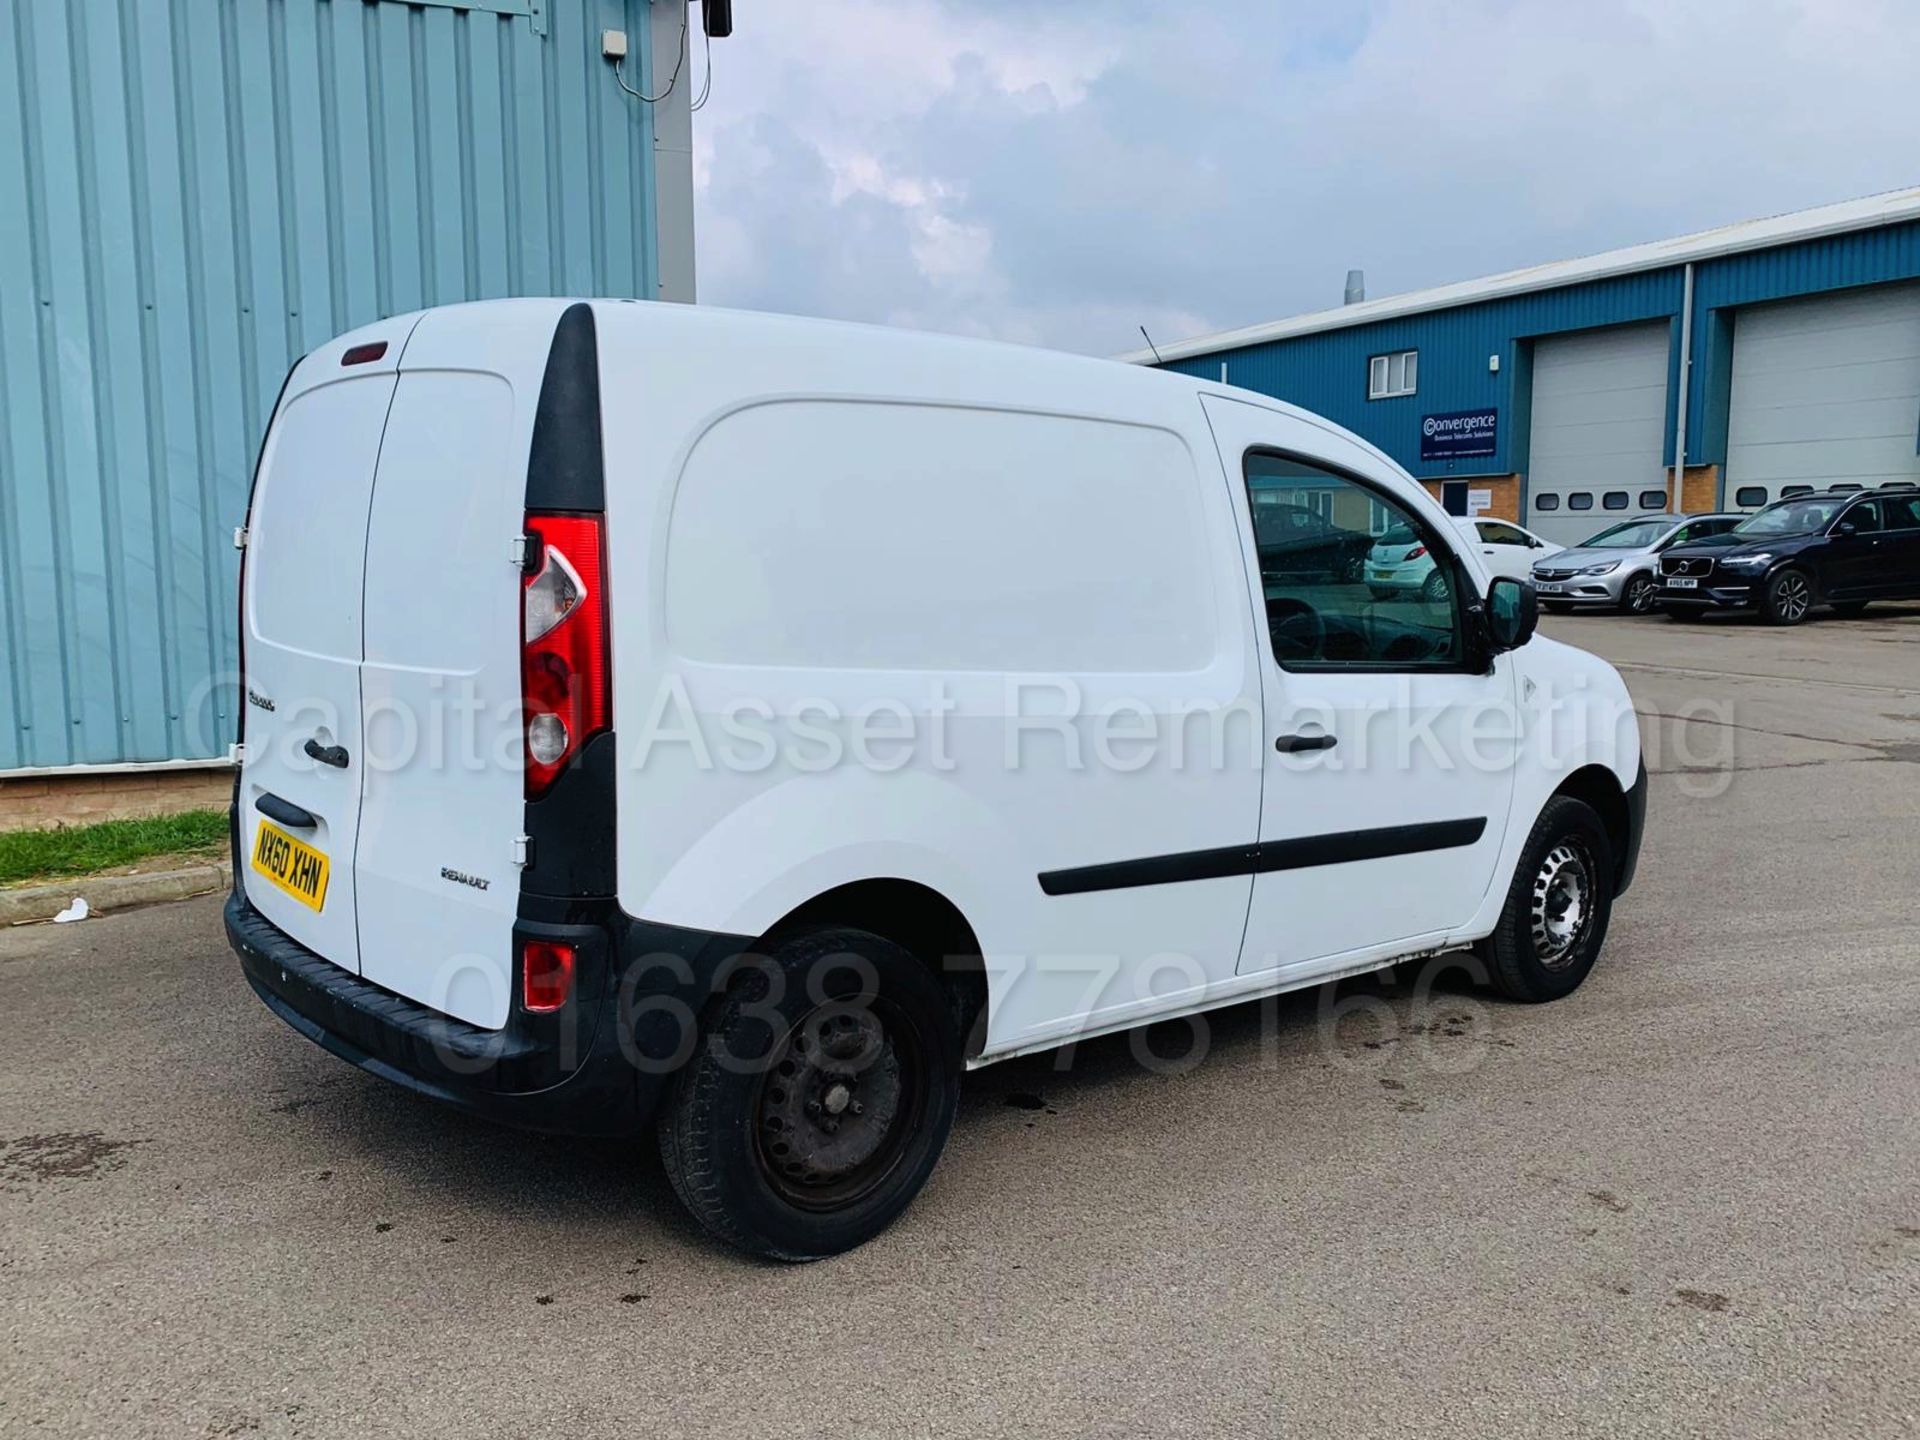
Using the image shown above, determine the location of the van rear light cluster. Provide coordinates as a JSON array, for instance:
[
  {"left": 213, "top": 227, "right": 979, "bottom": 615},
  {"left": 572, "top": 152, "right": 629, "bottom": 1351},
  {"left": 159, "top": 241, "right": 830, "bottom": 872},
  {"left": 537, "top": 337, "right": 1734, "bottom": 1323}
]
[
  {"left": 520, "top": 513, "right": 610, "bottom": 798},
  {"left": 521, "top": 939, "right": 576, "bottom": 1012}
]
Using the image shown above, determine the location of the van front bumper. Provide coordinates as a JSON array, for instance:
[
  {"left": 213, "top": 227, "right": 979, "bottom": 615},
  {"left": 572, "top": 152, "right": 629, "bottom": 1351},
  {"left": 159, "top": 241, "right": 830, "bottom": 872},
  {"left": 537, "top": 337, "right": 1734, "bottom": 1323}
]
[
  {"left": 226, "top": 889, "right": 749, "bottom": 1137},
  {"left": 1617, "top": 758, "right": 1648, "bottom": 896}
]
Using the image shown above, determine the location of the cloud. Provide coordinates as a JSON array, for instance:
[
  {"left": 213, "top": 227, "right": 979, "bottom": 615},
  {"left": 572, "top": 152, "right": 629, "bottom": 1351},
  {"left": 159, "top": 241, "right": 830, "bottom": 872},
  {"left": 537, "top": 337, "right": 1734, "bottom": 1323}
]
[{"left": 693, "top": 0, "right": 1920, "bottom": 355}]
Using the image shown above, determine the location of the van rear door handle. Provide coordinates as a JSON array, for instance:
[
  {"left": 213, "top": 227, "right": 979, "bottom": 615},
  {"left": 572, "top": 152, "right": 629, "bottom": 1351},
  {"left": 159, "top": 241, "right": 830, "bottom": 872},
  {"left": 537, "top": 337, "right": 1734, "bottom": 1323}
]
[
  {"left": 256, "top": 792, "right": 318, "bottom": 829},
  {"left": 1275, "top": 733, "right": 1338, "bottom": 753},
  {"left": 303, "top": 738, "right": 349, "bottom": 769}
]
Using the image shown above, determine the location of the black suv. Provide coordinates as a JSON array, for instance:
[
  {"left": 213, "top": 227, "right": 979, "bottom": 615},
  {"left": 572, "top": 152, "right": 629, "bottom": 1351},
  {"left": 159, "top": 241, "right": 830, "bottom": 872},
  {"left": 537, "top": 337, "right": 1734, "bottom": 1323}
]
[{"left": 1657, "top": 485, "right": 1920, "bottom": 624}]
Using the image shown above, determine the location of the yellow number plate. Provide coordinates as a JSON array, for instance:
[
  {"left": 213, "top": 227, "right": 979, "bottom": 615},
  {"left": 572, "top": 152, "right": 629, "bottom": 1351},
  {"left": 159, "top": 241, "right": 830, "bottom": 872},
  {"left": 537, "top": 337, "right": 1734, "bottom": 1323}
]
[{"left": 251, "top": 821, "right": 330, "bottom": 912}]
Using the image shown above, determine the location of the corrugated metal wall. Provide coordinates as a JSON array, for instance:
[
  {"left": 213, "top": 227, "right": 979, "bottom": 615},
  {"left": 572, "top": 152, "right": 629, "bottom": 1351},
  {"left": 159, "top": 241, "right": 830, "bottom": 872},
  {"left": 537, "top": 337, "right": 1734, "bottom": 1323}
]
[
  {"left": 1164, "top": 270, "right": 1685, "bottom": 483},
  {"left": 1686, "top": 220, "right": 1920, "bottom": 466},
  {"left": 0, "top": 0, "right": 662, "bottom": 770},
  {"left": 1163, "top": 219, "right": 1920, "bottom": 492}
]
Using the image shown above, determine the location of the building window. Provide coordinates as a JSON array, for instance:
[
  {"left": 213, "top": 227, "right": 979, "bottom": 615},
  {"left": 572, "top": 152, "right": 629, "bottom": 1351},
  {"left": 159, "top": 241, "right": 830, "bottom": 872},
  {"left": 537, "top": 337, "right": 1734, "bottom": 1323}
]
[
  {"left": 1568, "top": 492, "right": 1594, "bottom": 511},
  {"left": 1780, "top": 484, "right": 1814, "bottom": 498},
  {"left": 1368, "top": 350, "right": 1418, "bottom": 399},
  {"left": 1535, "top": 494, "right": 1561, "bottom": 511},
  {"left": 1602, "top": 491, "right": 1630, "bottom": 510},
  {"left": 1735, "top": 486, "right": 1768, "bottom": 507},
  {"left": 1639, "top": 490, "right": 1667, "bottom": 510}
]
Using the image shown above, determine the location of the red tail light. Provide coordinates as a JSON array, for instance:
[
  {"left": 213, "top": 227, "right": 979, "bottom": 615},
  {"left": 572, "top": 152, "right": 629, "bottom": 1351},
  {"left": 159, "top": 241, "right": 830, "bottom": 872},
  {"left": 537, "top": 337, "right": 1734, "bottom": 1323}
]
[
  {"left": 1407, "top": 544, "right": 1427, "bottom": 560},
  {"left": 521, "top": 940, "right": 576, "bottom": 1012},
  {"left": 520, "top": 513, "right": 610, "bottom": 799}
]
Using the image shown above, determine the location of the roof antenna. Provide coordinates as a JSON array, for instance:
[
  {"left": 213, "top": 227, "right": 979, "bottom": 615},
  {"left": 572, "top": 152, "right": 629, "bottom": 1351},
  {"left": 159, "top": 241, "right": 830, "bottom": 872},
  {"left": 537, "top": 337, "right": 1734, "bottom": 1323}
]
[{"left": 1138, "top": 325, "right": 1165, "bottom": 364}]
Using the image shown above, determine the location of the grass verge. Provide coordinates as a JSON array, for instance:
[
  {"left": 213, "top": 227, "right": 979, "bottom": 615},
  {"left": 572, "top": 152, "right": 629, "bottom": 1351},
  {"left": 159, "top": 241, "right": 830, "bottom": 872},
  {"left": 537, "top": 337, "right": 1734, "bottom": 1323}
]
[{"left": 0, "top": 809, "right": 227, "bottom": 888}]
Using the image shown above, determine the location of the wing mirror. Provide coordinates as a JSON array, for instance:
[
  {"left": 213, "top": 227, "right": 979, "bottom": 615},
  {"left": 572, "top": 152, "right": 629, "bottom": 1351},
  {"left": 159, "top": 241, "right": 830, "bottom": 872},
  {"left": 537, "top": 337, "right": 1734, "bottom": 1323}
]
[
  {"left": 1485, "top": 576, "right": 1539, "bottom": 652},
  {"left": 1833, "top": 521, "right": 1857, "bottom": 538}
]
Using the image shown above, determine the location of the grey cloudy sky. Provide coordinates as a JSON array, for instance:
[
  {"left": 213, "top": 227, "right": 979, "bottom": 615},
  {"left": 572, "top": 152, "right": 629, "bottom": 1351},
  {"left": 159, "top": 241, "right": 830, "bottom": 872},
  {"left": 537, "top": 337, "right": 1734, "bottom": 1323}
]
[{"left": 691, "top": 1, "right": 1920, "bottom": 356}]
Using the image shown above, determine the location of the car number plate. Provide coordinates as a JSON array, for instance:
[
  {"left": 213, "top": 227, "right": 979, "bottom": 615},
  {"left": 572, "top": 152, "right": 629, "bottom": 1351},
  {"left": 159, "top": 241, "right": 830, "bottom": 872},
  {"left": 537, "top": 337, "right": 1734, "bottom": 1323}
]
[
  {"left": 1534, "top": 581, "right": 1563, "bottom": 594},
  {"left": 1667, "top": 576, "right": 1698, "bottom": 590},
  {"left": 252, "top": 820, "right": 330, "bottom": 912}
]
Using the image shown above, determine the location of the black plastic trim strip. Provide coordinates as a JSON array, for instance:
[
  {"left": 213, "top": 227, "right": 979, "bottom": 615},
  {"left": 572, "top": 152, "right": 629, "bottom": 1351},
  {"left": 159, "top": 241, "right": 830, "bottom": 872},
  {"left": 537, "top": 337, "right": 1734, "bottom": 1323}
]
[
  {"left": 1037, "top": 818, "right": 1488, "bottom": 896},
  {"left": 525, "top": 302, "right": 605, "bottom": 512}
]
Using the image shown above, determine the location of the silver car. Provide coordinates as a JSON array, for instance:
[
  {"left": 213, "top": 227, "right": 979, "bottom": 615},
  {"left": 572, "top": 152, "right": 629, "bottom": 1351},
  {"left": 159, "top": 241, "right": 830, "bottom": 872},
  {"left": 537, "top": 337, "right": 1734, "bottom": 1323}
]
[{"left": 1531, "top": 513, "right": 1745, "bottom": 613}]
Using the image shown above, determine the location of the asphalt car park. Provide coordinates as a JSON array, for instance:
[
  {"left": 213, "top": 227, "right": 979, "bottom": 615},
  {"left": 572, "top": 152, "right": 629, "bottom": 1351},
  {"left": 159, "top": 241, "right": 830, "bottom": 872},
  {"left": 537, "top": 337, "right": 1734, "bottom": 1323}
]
[{"left": 3, "top": 606, "right": 1917, "bottom": 1438}]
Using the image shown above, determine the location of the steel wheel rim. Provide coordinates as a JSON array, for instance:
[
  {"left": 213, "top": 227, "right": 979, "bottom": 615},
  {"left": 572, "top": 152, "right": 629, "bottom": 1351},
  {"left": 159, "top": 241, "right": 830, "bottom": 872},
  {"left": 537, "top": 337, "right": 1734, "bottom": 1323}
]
[
  {"left": 1530, "top": 840, "right": 1595, "bottom": 969},
  {"left": 752, "top": 996, "right": 926, "bottom": 1212},
  {"left": 1626, "top": 575, "right": 1656, "bottom": 612},
  {"left": 1775, "top": 572, "right": 1809, "bottom": 621}
]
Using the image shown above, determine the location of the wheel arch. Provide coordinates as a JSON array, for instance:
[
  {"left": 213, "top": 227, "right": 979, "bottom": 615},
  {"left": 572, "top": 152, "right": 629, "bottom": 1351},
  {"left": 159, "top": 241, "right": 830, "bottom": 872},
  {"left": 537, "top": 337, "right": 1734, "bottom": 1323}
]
[
  {"left": 1552, "top": 763, "right": 1632, "bottom": 885},
  {"left": 760, "top": 878, "right": 990, "bottom": 1060}
]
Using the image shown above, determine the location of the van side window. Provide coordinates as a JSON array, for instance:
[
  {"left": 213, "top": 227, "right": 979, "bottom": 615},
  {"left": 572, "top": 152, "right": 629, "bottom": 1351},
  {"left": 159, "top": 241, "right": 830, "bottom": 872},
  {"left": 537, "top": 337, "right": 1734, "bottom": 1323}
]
[{"left": 1241, "top": 453, "right": 1462, "bottom": 670}]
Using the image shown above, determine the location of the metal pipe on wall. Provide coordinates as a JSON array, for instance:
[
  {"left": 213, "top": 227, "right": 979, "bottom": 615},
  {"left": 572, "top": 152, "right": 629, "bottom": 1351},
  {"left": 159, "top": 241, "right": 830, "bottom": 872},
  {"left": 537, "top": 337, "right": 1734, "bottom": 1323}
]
[{"left": 1672, "top": 262, "right": 1695, "bottom": 512}]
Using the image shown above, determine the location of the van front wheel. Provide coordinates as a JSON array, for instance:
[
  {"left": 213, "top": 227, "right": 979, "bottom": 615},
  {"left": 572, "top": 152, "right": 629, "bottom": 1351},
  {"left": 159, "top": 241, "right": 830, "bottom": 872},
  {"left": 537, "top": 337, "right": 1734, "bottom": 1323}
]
[
  {"left": 1477, "top": 795, "right": 1615, "bottom": 1003},
  {"left": 658, "top": 926, "right": 961, "bottom": 1261}
]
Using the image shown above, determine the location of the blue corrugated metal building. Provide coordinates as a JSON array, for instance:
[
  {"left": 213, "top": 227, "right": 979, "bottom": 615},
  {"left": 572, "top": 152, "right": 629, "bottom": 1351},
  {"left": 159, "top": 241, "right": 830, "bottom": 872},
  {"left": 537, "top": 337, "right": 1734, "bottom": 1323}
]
[
  {"left": 1136, "top": 190, "right": 1920, "bottom": 549},
  {"left": 0, "top": 0, "right": 699, "bottom": 775}
]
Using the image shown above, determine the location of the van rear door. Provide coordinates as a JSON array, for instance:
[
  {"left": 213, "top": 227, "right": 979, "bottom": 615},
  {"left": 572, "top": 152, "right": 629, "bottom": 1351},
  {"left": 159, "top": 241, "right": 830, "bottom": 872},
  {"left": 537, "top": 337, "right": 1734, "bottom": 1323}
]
[
  {"left": 238, "top": 320, "right": 419, "bottom": 972},
  {"left": 353, "top": 301, "right": 573, "bottom": 1031}
]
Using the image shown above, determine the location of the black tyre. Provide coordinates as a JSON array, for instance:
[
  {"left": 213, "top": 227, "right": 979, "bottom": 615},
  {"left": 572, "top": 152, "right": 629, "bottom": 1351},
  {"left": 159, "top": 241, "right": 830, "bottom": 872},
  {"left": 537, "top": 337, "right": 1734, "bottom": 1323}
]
[
  {"left": 1762, "top": 567, "right": 1814, "bottom": 625},
  {"left": 1477, "top": 795, "right": 1615, "bottom": 1004},
  {"left": 658, "top": 926, "right": 961, "bottom": 1262},
  {"left": 1421, "top": 568, "right": 1451, "bottom": 604},
  {"left": 1619, "top": 572, "right": 1659, "bottom": 615},
  {"left": 1831, "top": 600, "right": 1869, "bottom": 617}
]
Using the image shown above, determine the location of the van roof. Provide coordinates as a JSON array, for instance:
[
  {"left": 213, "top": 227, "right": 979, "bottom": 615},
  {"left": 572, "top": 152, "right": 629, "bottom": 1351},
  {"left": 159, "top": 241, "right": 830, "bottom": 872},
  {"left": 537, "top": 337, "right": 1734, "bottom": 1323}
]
[{"left": 380, "top": 297, "right": 1421, "bottom": 494}]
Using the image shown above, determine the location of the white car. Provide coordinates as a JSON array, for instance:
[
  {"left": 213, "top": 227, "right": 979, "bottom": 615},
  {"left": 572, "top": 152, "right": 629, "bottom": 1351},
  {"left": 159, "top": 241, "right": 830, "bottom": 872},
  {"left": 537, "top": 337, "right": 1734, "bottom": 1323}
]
[
  {"left": 1369, "top": 518, "right": 1563, "bottom": 601},
  {"left": 229, "top": 300, "right": 1646, "bottom": 1261}
]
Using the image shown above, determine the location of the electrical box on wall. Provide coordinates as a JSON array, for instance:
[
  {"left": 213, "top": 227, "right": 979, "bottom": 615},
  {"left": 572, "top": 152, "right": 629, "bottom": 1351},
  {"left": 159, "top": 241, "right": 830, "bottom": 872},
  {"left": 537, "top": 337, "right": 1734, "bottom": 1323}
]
[{"left": 600, "top": 29, "right": 628, "bottom": 59}]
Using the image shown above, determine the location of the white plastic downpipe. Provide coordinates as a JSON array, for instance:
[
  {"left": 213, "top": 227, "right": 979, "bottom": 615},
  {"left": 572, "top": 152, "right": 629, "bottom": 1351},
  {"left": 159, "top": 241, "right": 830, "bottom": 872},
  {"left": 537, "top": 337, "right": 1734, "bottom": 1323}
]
[{"left": 1672, "top": 262, "right": 1694, "bottom": 513}]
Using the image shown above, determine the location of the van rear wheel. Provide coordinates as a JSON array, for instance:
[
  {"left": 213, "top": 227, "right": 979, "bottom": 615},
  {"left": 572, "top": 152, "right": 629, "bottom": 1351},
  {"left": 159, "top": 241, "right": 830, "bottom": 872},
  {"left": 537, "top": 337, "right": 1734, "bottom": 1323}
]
[
  {"left": 1477, "top": 795, "right": 1615, "bottom": 1003},
  {"left": 658, "top": 926, "right": 960, "bottom": 1261}
]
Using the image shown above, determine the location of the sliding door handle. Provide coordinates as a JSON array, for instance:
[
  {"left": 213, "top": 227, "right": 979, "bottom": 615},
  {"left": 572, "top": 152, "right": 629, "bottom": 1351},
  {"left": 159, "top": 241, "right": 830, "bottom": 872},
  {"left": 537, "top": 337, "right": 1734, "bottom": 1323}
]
[{"left": 1275, "top": 733, "right": 1338, "bottom": 753}]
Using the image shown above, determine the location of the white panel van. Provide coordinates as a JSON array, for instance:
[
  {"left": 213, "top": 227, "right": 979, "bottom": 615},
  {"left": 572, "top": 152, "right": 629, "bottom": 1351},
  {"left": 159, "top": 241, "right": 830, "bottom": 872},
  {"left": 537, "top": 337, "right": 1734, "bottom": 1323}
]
[{"left": 228, "top": 300, "right": 1646, "bottom": 1260}]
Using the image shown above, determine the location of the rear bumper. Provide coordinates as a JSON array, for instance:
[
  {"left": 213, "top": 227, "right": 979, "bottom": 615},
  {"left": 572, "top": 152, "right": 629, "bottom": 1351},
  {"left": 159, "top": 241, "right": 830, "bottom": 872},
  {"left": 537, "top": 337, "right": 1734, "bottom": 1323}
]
[
  {"left": 1366, "top": 565, "right": 1430, "bottom": 591},
  {"left": 227, "top": 888, "right": 749, "bottom": 1137}
]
